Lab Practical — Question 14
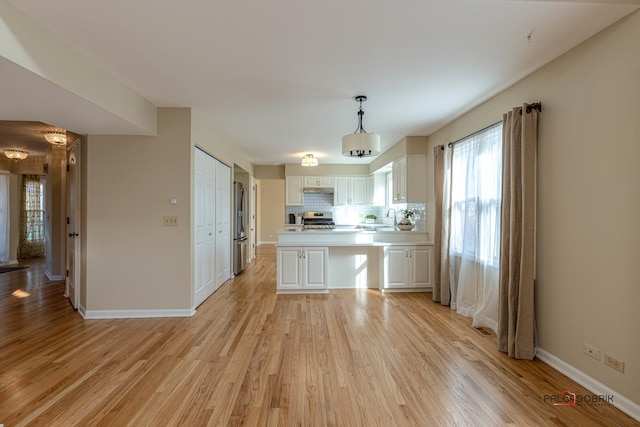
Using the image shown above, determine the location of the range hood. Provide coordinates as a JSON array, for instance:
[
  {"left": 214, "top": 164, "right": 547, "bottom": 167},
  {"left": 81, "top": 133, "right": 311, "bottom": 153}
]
[{"left": 303, "top": 187, "right": 334, "bottom": 194}]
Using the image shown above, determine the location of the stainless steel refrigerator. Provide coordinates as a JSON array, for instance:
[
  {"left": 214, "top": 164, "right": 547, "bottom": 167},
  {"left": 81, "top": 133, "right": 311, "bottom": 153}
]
[{"left": 233, "top": 181, "right": 248, "bottom": 275}]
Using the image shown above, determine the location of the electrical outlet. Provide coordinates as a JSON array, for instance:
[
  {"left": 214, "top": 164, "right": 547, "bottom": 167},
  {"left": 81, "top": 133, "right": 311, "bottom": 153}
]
[
  {"left": 583, "top": 343, "right": 600, "bottom": 360},
  {"left": 163, "top": 216, "right": 178, "bottom": 226},
  {"left": 604, "top": 354, "right": 625, "bottom": 373}
]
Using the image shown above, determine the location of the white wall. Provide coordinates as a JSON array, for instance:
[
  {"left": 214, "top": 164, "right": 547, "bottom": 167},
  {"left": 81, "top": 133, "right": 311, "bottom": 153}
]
[{"left": 426, "top": 11, "right": 640, "bottom": 405}]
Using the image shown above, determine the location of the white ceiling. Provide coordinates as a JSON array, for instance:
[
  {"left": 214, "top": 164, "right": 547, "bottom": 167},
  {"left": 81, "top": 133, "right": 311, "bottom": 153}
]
[{"left": 2, "top": 0, "right": 639, "bottom": 164}]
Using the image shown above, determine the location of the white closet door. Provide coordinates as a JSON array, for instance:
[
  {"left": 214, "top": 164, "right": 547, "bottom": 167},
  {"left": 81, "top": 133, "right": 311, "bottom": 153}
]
[
  {"left": 194, "top": 148, "right": 217, "bottom": 307},
  {"left": 215, "top": 160, "right": 231, "bottom": 288}
]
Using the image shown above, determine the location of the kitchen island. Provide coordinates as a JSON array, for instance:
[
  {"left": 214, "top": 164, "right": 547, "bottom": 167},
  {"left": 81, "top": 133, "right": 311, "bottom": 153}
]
[{"left": 276, "top": 227, "right": 434, "bottom": 294}]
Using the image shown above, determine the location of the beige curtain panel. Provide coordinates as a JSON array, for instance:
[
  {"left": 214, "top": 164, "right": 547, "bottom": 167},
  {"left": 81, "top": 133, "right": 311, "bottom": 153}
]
[
  {"left": 497, "top": 103, "right": 540, "bottom": 360},
  {"left": 432, "top": 145, "right": 446, "bottom": 304}
]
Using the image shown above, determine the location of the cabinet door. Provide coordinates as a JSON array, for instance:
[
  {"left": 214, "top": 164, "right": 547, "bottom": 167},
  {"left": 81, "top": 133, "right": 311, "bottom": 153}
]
[
  {"left": 383, "top": 247, "right": 408, "bottom": 288},
  {"left": 277, "top": 248, "right": 303, "bottom": 289},
  {"left": 392, "top": 157, "right": 407, "bottom": 202},
  {"left": 409, "top": 246, "right": 432, "bottom": 287},
  {"left": 318, "top": 176, "right": 334, "bottom": 187},
  {"left": 370, "top": 173, "right": 386, "bottom": 206},
  {"left": 302, "top": 248, "right": 328, "bottom": 289},
  {"left": 334, "top": 177, "right": 350, "bottom": 206},
  {"left": 350, "top": 177, "right": 367, "bottom": 205},
  {"left": 286, "top": 176, "right": 304, "bottom": 206},
  {"left": 304, "top": 176, "right": 319, "bottom": 187}
]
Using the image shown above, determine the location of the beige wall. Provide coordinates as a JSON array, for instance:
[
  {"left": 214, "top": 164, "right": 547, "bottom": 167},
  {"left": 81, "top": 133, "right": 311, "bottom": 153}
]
[
  {"left": 284, "top": 163, "right": 370, "bottom": 177},
  {"left": 0, "top": 1, "right": 156, "bottom": 135},
  {"left": 426, "top": 11, "right": 640, "bottom": 404},
  {"left": 84, "top": 108, "right": 192, "bottom": 311},
  {"left": 191, "top": 112, "right": 253, "bottom": 175},
  {"left": 368, "top": 136, "right": 428, "bottom": 173},
  {"left": 81, "top": 107, "right": 257, "bottom": 312},
  {"left": 254, "top": 165, "right": 285, "bottom": 180},
  {"left": 257, "top": 179, "right": 284, "bottom": 243}
]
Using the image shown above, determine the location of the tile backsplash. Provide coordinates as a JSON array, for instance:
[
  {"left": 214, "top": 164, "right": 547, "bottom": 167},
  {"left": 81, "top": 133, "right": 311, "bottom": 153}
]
[{"left": 285, "top": 193, "right": 425, "bottom": 229}]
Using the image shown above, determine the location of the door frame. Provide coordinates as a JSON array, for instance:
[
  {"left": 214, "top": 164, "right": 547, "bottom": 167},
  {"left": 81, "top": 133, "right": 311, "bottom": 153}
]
[{"left": 65, "top": 139, "right": 81, "bottom": 309}]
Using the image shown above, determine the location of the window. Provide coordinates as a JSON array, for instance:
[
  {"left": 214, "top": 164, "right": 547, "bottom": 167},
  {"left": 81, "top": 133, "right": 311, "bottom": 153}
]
[
  {"left": 18, "top": 175, "right": 45, "bottom": 258},
  {"left": 448, "top": 123, "right": 502, "bottom": 266}
]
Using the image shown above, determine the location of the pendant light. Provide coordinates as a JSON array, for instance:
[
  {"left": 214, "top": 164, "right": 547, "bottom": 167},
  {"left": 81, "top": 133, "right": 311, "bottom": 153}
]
[
  {"left": 301, "top": 154, "right": 319, "bottom": 167},
  {"left": 342, "top": 95, "right": 380, "bottom": 158}
]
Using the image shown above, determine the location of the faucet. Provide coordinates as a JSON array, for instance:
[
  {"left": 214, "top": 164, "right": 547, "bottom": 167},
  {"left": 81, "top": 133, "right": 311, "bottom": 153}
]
[{"left": 386, "top": 208, "right": 397, "bottom": 226}]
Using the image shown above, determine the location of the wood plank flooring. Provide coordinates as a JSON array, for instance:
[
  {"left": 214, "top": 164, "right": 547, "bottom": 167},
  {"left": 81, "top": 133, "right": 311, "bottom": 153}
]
[{"left": 0, "top": 250, "right": 637, "bottom": 426}]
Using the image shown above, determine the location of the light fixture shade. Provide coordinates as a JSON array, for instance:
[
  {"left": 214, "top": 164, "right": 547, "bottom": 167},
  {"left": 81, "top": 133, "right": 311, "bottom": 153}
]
[
  {"left": 301, "top": 154, "right": 319, "bottom": 167},
  {"left": 4, "top": 149, "right": 29, "bottom": 160},
  {"left": 342, "top": 132, "right": 380, "bottom": 158},
  {"left": 43, "top": 129, "right": 67, "bottom": 145},
  {"left": 342, "top": 95, "right": 381, "bottom": 158}
]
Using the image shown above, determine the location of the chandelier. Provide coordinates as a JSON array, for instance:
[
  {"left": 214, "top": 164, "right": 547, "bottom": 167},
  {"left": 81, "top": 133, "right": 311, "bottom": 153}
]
[
  {"left": 342, "top": 95, "right": 380, "bottom": 158},
  {"left": 4, "top": 149, "right": 29, "bottom": 161},
  {"left": 43, "top": 129, "right": 67, "bottom": 145}
]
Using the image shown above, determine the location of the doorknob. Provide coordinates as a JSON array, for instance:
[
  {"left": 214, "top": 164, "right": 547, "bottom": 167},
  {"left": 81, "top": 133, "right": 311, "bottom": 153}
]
[{"left": 68, "top": 233, "right": 78, "bottom": 237}]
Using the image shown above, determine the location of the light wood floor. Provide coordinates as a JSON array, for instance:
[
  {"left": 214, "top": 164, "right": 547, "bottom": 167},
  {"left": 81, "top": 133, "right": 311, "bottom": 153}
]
[{"left": 0, "top": 250, "right": 636, "bottom": 426}]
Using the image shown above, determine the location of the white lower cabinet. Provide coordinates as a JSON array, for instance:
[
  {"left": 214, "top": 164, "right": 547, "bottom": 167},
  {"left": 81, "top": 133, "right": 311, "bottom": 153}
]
[
  {"left": 381, "top": 245, "right": 432, "bottom": 291},
  {"left": 277, "top": 247, "right": 329, "bottom": 293}
]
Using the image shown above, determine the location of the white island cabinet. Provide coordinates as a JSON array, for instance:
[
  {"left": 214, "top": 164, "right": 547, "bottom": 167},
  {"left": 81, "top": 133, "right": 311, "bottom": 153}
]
[
  {"left": 276, "top": 229, "right": 432, "bottom": 293},
  {"left": 277, "top": 247, "right": 329, "bottom": 293},
  {"left": 381, "top": 245, "right": 432, "bottom": 292}
]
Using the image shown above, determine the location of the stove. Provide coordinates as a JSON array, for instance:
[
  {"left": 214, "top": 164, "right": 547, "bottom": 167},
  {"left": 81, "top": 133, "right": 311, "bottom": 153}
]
[{"left": 302, "top": 212, "right": 335, "bottom": 229}]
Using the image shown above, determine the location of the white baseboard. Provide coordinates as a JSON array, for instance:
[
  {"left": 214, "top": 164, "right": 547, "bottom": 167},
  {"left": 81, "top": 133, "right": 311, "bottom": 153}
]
[
  {"left": 45, "top": 270, "right": 64, "bottom": 281},
  {"left": 78, "top": 303, "right": 87, "bottom": 318},
  {"left": 0, "top": 260, "right": 18, "bottom": 266},
  {"left": 536, "top": 348, "right": 640, "bottom": 422},
  {"left": 329, "top": 284, "right": 379, "bottom": 289},
  {"left": 83, "top": 308, "right": 196, "bottom": 319}
]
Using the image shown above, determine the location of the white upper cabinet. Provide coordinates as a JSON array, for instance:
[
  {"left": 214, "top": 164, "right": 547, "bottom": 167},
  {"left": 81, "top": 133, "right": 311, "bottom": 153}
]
[
  {"left": 303, "top": 176, "right": 334, "bottom": 188},
  {"left": 334, "top": 176, "right": 367, "bottom": 206},
  {"left": 367, "top": 173, "right": 386, "bottom": 206},
  {"left": 285, "top": 176, "right": 304, "bottom": 206},
  {"left": 392, "top": 154, "right": 427, "bottom": 203}
]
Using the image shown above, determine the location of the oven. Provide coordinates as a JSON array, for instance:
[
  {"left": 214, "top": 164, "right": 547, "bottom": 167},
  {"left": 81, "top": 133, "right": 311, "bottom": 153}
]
[{"left": 302, "top": 212, "right": 335, "bottom": 229}]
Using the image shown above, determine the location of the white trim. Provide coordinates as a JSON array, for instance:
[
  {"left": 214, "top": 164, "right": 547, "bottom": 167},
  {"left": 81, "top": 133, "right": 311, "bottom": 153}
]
[
  {"left": 78, "top": 303, "right": 87, "bottom": 318},
  {"left": 0, "top": 260, "right": 18, "bottom": 266},
  {"left": 83, "top": 308, "right": 196, "bottom": 319},
  {"left": 536, "top": 348, "right": 640, "bottom": 422},
  {"left": 45, "top": 270, "right": 64, "bottom": 280}
]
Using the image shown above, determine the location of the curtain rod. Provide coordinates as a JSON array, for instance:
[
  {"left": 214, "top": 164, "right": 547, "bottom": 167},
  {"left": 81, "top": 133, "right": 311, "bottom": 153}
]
[
  {"left": 524, "top": 102, "right": 542, "bottom": 114},
  {"left": 446, "top": 102, "right": 542, "bottom": 148},
  {"left": 447, "top": 121, "right": 501, "bottom": 148}
]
